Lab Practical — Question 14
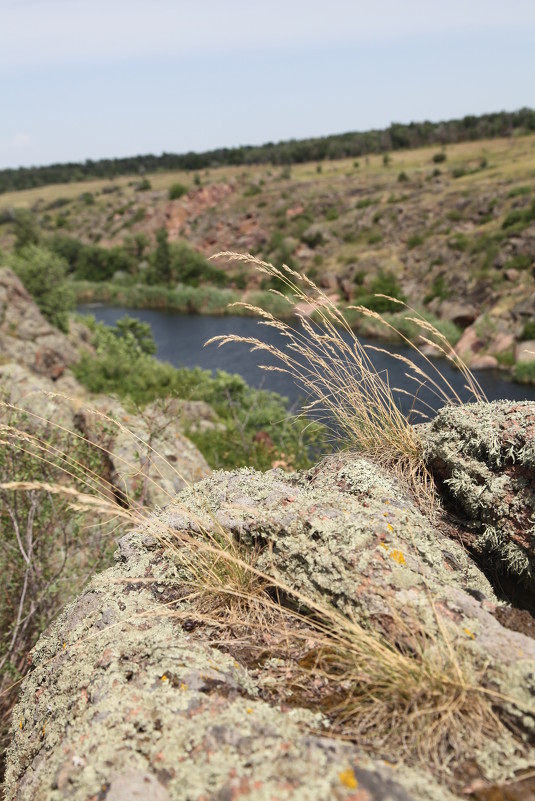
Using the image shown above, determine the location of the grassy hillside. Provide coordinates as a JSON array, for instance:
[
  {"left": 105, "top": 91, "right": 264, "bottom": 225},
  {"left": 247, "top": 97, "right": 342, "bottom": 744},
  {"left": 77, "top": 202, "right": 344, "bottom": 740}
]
[{"left": 1, "top": 133, "right": 535, "bottom": 379}]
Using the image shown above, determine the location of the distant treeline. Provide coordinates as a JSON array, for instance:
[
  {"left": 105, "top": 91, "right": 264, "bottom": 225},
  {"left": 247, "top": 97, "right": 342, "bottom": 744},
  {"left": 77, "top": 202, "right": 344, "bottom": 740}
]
[{"left": 1, "top": 108, "right": 534, "bottom": 195}]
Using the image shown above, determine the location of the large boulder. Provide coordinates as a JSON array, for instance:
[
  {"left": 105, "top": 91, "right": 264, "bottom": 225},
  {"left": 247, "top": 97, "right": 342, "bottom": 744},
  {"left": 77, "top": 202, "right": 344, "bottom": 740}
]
[{"left": 4, "top": 441, "right": 535, "bottom": 800}]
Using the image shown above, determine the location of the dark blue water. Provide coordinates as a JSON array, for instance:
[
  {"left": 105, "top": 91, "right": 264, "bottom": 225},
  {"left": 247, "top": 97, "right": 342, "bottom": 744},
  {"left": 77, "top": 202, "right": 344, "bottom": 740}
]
[{"left": 78, "top": 305, "right": 535, "bottom": 421}]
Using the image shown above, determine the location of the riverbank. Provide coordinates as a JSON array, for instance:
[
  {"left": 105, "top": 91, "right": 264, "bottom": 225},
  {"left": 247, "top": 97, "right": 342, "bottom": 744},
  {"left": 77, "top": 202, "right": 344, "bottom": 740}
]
[
  {"left": 76, "top": 304, "right": 535, "bottom": 409},
  {"left": 73, "top": 278, "right": 463, "bottom": 345}
]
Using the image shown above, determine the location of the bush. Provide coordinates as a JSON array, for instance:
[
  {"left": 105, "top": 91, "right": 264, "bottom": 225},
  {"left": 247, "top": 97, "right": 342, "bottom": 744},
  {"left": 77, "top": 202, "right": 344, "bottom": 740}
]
[
  {"left": 502, "top": 201, "right": 535, "bottom": 231},
  {"left": 169, "top": 183, "right": 188, "bottom": 200},
  {"left": 423, "top": 275, "right": 449, "bottom": 303},
  {"left": 507, "top": 186, "right": 531, "bottom": 199},
  {"left": 432, "top": 152, "right": 447, "bottom": 164},
  {"left": 243, "top": 184, "right": 262, "bottom": 197},
  {"left": 137, "top": 178, "right": 152, "bottom": 191},
  {"left": 12, "top": 209, "right": 40, "bottom": 252},
  {"left": 356, "top": 197, "right": 378, "bottom": 209},
  {"left": 520, "top": 321, "right": 535, "bottom": 341},
  {"left": 169, "top": 241, "right": 227, "bottom": 287},
  {"left": 513, "top": 361, "right": 535, "bottom": 384},
  {"left": 398, "top": 171, "right": 409, "bottom": 182},
  {"left": 356, "top": 271, "right": 406, "bottom": 313},
  {"left": 407, "top": 234, "right": 424, "bottom": 249},
  {"left": 301, "top": 230, "right": 325, "bottom": 249},
  {"left": 7, "top": 245, "right": 75, "bottom": 332}
]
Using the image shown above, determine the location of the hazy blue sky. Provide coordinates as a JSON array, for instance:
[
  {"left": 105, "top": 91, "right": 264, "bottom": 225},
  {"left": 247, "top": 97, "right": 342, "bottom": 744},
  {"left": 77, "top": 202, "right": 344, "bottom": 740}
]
[{"left": 1, "top": 0, "right": 534, "bottom": 169}]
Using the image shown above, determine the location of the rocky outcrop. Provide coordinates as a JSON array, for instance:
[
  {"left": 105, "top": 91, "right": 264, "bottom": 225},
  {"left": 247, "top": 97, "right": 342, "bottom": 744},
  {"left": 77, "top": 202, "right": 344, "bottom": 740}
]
[
  {"left": 0, "top": 363, "right": 211, "bottom": 508},
  {"left": 5, "top": 405, "right": 535, "bottom": 800},
  {"left": 0, "top": 269, "right": 79, "bottom": 380},
  {"left": 422, "top": 401, "right": 535, "bottom": 587}
]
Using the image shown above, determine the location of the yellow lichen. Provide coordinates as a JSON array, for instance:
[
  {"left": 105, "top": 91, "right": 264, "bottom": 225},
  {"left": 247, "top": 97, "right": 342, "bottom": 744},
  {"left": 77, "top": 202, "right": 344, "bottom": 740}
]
[
  {"left": 390, "top": 550, "right": 406, "bottom": 565},
  {"left": 338, "top": 768, "right": 358, "bottom": 789}
]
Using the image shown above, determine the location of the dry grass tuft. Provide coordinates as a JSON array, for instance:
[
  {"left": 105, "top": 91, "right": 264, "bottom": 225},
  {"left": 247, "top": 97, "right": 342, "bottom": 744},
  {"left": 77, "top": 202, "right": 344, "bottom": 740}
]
[{"left": 206, "top": 252, "right": 485, "bottom": 503}]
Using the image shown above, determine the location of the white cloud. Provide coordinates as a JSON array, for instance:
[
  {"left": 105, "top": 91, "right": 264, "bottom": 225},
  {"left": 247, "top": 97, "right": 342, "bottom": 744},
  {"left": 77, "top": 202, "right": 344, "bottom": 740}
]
[{"left": 1, "top": 0, "right": 534, "bottom": 67}]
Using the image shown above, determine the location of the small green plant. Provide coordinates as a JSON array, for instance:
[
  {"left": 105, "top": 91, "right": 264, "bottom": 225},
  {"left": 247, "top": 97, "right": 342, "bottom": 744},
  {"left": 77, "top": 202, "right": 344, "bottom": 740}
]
[
  {"left": 502, "top": 200, "right": 535, "bottom": 231},
  {"left": 398, "top": 171, "right": 409, "bottom": 182},
  {"left": 407, "top": 234, "right": 424, "bottom": 249},
  {"left": 367, "top": 232, "right": 382, "bottom": 245},
  {"left": 506, "top": 185, "right": 531, "bottom": 199},
  {"left": 137, "top": 178, "right": 152, "bottom": 191},
  {"left": 243, "top": 184, "right": 262, "bottom": 197},
  {"left": 169, "top": 183, "right": 188, "bottom": 200},
  {"left": 424, "top": 275, "right": 449, "bottom": 303},
  {"left": 513, "top": 361, "right": 535, "bottom": 384},
  {"left": 432, "top": 152, "right": 447, "bottom": 164},
  {"left": 520, "top": 321, "right": 535, "bottom": 341},
  {"left": 356, "top": 197, "right": 378, "bottom": 209},
  {"left": 325, "top": 207, "right": 338, "bottom": 221}
]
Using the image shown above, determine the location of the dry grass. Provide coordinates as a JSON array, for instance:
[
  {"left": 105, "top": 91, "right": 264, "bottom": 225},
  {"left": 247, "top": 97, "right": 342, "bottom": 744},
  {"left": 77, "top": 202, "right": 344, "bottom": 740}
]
[{"left": 206, "top": 252, "right": 485, "bottom": 503}]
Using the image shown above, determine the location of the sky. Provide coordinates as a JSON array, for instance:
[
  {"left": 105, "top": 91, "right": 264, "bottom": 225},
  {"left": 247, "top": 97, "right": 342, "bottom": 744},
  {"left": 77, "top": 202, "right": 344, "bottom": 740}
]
[{"left": 1, "top": 0, "right": 534, "bottom": 170}]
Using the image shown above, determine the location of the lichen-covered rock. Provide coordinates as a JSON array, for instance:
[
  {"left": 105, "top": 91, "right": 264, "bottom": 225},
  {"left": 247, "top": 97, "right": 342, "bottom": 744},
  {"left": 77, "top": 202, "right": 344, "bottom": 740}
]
[
  {"left": 6, "top": 450, "right": 535, "bottom": 800},
  {"left": 421, "top": 401, "right": 535, "bottom": 583},
  {"left": 3, "top": 529, "right": 452, "bottom": 801}
]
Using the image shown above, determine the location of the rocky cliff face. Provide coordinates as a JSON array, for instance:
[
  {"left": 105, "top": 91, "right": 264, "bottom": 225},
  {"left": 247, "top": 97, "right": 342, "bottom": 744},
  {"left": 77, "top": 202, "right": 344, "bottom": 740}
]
[
  {"left": 4, "top": 402, "right": 535, "bottom": 801},
  {"left": 0, "top": 267, "right": 211, "bottom": 505}
]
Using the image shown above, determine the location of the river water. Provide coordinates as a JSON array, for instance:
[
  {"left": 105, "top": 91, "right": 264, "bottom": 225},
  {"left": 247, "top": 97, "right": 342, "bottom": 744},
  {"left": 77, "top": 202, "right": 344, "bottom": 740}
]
[{"left": 78, "top": 305, "right": 535, "bottom": 421}]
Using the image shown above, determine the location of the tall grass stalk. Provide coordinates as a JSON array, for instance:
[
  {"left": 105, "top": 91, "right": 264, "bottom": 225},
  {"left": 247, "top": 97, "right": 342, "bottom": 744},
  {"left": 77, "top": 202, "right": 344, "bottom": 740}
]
[{"left": 207, "top": 252, "right": 485, "bottom": 498}]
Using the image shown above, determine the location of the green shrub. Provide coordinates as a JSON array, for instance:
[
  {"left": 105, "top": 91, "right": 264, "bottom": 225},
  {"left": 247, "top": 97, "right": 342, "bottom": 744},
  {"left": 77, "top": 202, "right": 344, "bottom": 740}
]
[
  {"left": 407, "top": 234, "right": 424, "bottom": 249},
  {"left": 397, "top": 171, "right": 409, "bottom": 182},
  {"left": 432, "top": 152, "right": 447, "bottom": 164},
  {"left": 325, "top": 207, "right": 339, "bottom": 221},
  {"left": 301, "top": 230, "right": 325, "bottom": 249},
  {"left": 13, "top": 208, "right": 40, "bottom": 251},
  {"left": 356, "top": 197, "right": 378, "bottom": 209},
  {"left": 513, "top": 361, "right": 535, "bottom": 384},
  {"left": 137, "top": 178, "right": 152, "bottom": 191},
  {"left": 356, "top": 271, "right": 406, "bottom": 313},
  {"left": 520, "top": 321, "right": 535, "bottom": 341},
  {"left": 506, "top": 186, "right": 531, "bottom": 199},
  {"left": 169, "top": 183, "right": 188, "bottom": 200},
  {"left": 46, "top": 197, "right": 70, "bottom": 210},
  {"left": 452, "top": 167, "right": 467, "bottom": 179},
  {"left": 367, "top": 232, "right": 382, "bottom": 245},
  {"left": 243, "top": 184, "right": 262, "bottom": 197},
  {"left": 503, "top": 255, "right": 532, "bottom": 271},
  {"left": 126, "top": 207, "right": 146, "bottom": 226},
  {"left": 502, "top": 201, "right": 535, "bottom": 231},
  {"left": 448, "top": 233, "right": 470, "bottom": 252},
  {"left": 423, "top": 275, "right": 449, "bottom": 303},
  {"left": 7, "top": 245, "right": 74, "bottom": 332},
  {"left": 169, "top": 241, "right": 227, "bottom": 287}
]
